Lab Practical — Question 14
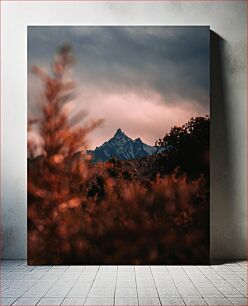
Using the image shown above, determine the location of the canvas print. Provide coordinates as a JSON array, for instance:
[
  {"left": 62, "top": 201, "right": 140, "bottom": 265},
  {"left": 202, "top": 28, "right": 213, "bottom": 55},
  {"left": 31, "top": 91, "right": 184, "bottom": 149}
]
[{"left": 28, "top": 26, "right": 210, "bottom": 265}]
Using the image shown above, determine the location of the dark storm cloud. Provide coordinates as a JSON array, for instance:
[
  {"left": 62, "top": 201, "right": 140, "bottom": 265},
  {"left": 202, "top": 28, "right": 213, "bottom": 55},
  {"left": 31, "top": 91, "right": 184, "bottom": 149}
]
[{"left": 28, "top": 26, "right": 209, "bottom": 109}]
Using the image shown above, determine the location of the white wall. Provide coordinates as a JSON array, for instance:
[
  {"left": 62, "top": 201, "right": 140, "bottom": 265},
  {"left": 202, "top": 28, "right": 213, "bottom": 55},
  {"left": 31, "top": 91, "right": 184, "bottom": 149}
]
[{"left": 1, "top": 1, "right": 247, "bottom": 261}]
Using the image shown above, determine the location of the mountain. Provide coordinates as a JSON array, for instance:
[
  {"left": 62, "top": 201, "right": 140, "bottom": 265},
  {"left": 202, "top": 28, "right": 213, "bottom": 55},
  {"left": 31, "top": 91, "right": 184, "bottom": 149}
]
[{"left": 89, "top": 128, "right": 156, "bottom": 162}]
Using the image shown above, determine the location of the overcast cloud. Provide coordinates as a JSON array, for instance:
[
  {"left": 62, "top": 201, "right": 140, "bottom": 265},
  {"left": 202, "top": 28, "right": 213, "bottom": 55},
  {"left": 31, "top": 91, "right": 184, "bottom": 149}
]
[{"left": 28, "top": 26, "right": 210, "bottom": 148}]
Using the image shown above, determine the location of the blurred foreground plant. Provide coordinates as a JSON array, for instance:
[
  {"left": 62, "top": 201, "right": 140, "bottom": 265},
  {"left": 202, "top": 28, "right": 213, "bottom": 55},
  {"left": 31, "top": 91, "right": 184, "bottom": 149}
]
[{"left": 28, "top": 44, "right": 103, "bottom": 263}]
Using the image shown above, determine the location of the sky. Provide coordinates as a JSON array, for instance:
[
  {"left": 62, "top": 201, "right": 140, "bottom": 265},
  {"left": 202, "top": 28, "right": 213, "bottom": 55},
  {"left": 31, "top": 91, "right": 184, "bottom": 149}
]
[{"left": 28, "top": 26, "right": 210, "bottom": 149}]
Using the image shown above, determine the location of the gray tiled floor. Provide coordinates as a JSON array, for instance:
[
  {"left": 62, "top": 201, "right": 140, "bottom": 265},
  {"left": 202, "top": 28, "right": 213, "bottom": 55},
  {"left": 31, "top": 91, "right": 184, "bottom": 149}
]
[{"left": 1, "top": 260, "right": 247, "bottom": 305}]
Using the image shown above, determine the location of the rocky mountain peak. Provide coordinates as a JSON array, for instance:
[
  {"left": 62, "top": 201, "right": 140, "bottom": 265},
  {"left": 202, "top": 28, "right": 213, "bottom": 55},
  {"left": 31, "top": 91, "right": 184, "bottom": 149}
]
[{"left": 89, "top": 129, "right": 156, "bottom": 162}]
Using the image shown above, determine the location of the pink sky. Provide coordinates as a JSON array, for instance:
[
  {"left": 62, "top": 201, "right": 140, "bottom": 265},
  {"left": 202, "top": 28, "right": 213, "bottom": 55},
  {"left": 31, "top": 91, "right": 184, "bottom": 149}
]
[
  {"left": 28, "top": 72, "right": 209, "bottom": 151},
  {"left": 74, "top": 85, "right": 208, "bottom": 149},
  {"left": 28, "top": 27, "right": 210, "bottom": 150}
]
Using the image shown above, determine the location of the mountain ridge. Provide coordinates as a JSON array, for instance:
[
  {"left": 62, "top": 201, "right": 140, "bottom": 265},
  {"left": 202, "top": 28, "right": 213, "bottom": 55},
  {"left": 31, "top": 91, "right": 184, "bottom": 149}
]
[{"left": 88, "top": 128, "right": 156, "bottom": 162}]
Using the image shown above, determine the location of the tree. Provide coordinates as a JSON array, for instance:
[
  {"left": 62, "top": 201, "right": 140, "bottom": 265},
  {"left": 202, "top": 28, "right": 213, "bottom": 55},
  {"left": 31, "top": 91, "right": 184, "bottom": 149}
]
[
  {"left": 28, "top": 43, "right": 103, "bottom": 264},
  {"left": 155, "top": 116, "right": 210, "bottom": 178}
]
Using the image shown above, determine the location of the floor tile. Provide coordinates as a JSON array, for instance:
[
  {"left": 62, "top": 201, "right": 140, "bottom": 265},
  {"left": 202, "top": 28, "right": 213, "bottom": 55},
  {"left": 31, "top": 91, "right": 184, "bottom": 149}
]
[
  {"left": 22, "top": 284, "right": 53, "bottom": 297},
  {"left": 12, "top": 297, "right": 40, "bottom": 305},
  {"left": 116, "top": 279, "right": 136, "bottom": 287},
  {"left": 197, "top": 288, "right": 224, "bottom": 298},
  {"left": 118, "top": 266, "right": 134, "bottom": 272},
  {"left": 136, "top": 279, "right": 155, "bottom": 287},
  {"left": 1, "top": 260, "right": 246, "bottom": 306},
  {"left": 37, "top": 297, "right": 64, "bottom": 305},
  {"left": 178, "top": 289, "right": 201, "bottom": 298},
  {"left": 61, "top": 297, "right": 86, "bottom": 305},
  {"left": 138, "top": 297, "right": 161, "bottom": 305},
  {"left": 115, "top": 288, "right": 137, "bottom": 298},
  {"left": 157, "top": 288, "right": 180, "bottom": 298},
  {"left": 138, "top": 287, "right": 158, "bottom": 297},
  {"left": 182, "top": 297, "right": 207, "bottom": 305},
  {"left": 66, "top": 266, "right": 85, "bottom": 272},
  {"left": 228, "top": 297, "right": 248, "bottom": 305},
  {"left": 204, "top": 297, "right": 233, "bottom": 305},
  {"left": 88, "top": 287, "right": 115, "bottom": 298},
  {"left": 115, "top": 297, "right": 139, "bottom": 305},
  {"left": 84, "top": 297, "right": 114, "bottom": 305},
  {"left": 45, "top": 285, "right": 72, "bottom": 297},
  {"left": 67, "top": 285, "right": 91, "bottom": 297},
  {"left": 160, "top": 297, "right": 185, "bottom": 305},
  {"left": 0, "top": 297, "right": 17, "bottom": 306},
  {"left": 218, "top": 286, "right": 245, "bottom": 297}
]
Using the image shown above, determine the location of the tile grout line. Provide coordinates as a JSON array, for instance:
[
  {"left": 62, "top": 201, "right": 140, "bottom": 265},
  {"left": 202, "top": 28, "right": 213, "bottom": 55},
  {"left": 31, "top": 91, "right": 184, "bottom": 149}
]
[
  {"left": 182, "top": 266, "right": 206, "bottom": 303},
  {"left": 113, "top": 266, "right": 118, "bottom": 306},
  {"left": 9, "top": 297, "right": 19, "bottom": 306},
  {"left": 1, "top": 261, "right": 247, "bottom": 306},
  {"left": 83, "top": 266, "right": 100, "bottom": 305},
  {"left": 199, "top": 264, "right": 247, "bottom": 296},
  {"left": 28, "top": 265, "right": 63, "bottom": 300},
  {"left": 195, "top": 266, "right": 227, "bottom": 305},
  {"left": 232, "top": 269, "right": 247, "bottom": 282},
  {"left": 134, "top": 266, "right": 139, "bottom": 306},
  {"left": 210, "top": 266, "right": 247, "bottom": 297},
  {"left": 113, "top": 266, "right": 119, "bottom": 305},
  {"left": 9, "top": 268, "right": 46, "bottom": 302},
  {"left": 149, "top": 265, "right": 162, "bottom": 306},
  {"left": 166, "top": 267, "right": 186, "bottom": 306},
  {"left": 18, "top": 264, "right": 67, "bottom": 306},
  {"left": 60, "top": 265, "right": 87, "bottom": 305}
]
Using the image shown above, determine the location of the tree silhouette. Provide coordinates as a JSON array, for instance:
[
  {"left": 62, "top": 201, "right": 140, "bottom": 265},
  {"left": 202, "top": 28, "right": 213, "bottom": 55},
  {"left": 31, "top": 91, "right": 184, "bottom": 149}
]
[{"left": 155, "top": 116, "right": 210, "bottom": 179}]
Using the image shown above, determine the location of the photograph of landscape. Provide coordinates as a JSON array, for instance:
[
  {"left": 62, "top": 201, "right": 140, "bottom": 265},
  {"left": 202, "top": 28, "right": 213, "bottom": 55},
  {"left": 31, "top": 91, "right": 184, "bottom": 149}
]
[{"left": 28, "top": 26, "right": 210, "bottom": 265}]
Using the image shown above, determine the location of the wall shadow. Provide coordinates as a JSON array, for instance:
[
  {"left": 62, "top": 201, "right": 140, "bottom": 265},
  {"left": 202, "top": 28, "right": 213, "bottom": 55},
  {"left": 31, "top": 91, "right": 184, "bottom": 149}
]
[{"left": 210, "top": 31, "right": 243, "bottom": 264}]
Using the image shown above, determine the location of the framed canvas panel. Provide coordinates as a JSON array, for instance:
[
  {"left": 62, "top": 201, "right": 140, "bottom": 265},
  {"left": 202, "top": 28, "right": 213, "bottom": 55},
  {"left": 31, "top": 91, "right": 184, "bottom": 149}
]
[{"left": 27, "top": 26, "right": 210, "bottom": 265}]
